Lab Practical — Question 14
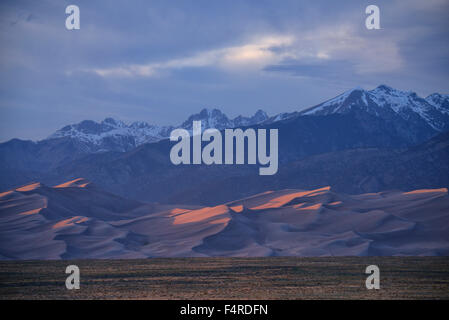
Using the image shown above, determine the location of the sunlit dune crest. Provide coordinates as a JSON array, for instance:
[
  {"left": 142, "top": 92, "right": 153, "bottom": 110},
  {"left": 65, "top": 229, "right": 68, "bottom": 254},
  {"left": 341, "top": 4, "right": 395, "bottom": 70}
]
[
  {"left": 169, "top": 208, "right": 192, "bottom": 216},
  {"left": 210, "top": 217, "right": 231, "bottom": 225},
  {"left": 20, "top": 208, "right": 44, "bottom": 216},
  {"left": 16, "top": 183, "right": 41, "bottom": 192},
  {"left": 0, "top": 191, "right": 13, "bottom": 198},
  {"left": 230, "top": 205, "right": 244, "bottom": 213},
  {"left": 306, "top": 188, "right": 331, "bottom": 197},
  {"left": 52, "top": 216, "right": 89, "bottom": 229},
  {"left": 297, "top": 203, "right": 322, "bottom": 210},
  {"left": 172, "top": 205, "right": 229, "bottom": 225},
  {"left": 53, "top": 178, "right": 90, "bottom": 188},
  {"left": 251, "top": 187, "right": 330, "bottom": 210},
  {"left": 404, "top": 188, "right": 448, "bottom": 195},
  {"left": 224, "top": 190, "right": 275, "bottom": 206}
]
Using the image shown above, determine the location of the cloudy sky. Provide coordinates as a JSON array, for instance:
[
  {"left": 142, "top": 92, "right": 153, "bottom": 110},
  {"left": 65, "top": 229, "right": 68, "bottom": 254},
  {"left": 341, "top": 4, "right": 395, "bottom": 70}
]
[{"left": 0, "top": 0, "right": 448, "bottom": 141}]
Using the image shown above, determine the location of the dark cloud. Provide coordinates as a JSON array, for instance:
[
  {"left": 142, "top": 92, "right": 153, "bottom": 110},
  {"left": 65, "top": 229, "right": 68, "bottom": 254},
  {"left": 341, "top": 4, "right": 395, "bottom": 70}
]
[{"left": 0, "top": 0, "right": 448, "bottom": 141}]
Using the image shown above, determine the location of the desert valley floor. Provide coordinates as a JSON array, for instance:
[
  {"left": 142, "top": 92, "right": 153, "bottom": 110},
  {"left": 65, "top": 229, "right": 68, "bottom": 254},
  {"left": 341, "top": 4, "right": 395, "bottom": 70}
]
[{"left": 1, "top": 257, "right": 448, "bottom": 299}]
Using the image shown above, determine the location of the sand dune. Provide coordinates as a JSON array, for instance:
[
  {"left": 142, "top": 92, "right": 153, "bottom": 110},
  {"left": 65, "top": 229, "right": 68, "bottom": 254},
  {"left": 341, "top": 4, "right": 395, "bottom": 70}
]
[
  {"left": 53, "top": 178, "right": 91, "bottom": 188},
  {"left": 0, "top": 180, "right": 448, "bottom": 259}
]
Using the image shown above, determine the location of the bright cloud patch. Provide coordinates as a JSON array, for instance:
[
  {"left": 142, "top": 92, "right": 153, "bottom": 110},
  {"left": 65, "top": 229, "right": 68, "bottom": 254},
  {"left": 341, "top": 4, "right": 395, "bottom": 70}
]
[
  {"left": 89, "top": 25, "right": 402, "bottom": 79},
  {"left": 90, "top": 35, "right": 294, "bottom": 78}
]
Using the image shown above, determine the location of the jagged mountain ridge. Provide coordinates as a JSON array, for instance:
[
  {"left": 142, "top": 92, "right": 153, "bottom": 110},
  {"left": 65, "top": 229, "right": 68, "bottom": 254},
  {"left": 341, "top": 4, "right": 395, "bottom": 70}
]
[
  {"left": 48, "top": 109, "right": 269, "bottom": 152},
  {"left": 1, "top": 84, "right": 449, "bottom": 197},
  {"left": 39, "top": 85, "right": 449, "bottom": 153},
  {"left": 44, "top": 85, "right": 449, "bottom": 153},
  {"left": 300, "top": 85, "right": 449, "bottom": 132}
]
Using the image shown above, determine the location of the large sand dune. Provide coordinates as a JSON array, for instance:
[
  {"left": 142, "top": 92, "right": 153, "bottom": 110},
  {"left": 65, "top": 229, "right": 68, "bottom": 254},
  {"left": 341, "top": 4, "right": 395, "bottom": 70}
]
[{"left": 0, "top": 179, "right": 448, "bottom": 259}]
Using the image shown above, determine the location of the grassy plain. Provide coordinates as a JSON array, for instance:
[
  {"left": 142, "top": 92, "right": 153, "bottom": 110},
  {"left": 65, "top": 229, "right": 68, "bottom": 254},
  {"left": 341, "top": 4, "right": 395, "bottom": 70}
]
[{"left": 0, "top": 257, "right": 448, "bottom": 299}]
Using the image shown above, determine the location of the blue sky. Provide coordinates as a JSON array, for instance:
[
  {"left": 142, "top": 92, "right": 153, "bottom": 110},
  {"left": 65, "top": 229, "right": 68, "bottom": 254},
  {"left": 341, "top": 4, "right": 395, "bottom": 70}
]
[{"left": 1, "top": 0, "right": 448, "bottom": 141}]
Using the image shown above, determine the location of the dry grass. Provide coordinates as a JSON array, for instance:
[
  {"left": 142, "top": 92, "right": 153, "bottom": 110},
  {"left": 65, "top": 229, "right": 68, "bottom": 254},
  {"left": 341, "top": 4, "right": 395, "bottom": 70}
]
[{"left": 0, "top": 257, "right": 448, "bottom": 299}]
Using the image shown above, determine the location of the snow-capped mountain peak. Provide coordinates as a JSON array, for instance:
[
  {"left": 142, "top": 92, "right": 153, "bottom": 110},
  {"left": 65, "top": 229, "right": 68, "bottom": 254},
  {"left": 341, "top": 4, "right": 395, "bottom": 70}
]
[
  {"left": 367, "top": 85, "right": 422, "bottom": 113},
  {"left": 102, "top": 117, "right": 126, "bottom": 128},
  {"left": 45, "top": 85, "right": 449, "bottom": 153},
  {"left": 301, "top": 86, "right": 367, "bottom": 115},
  {"left": 181, "top": 108, "right": 232, "bottom": 130},
  {"left": 300, "top": 85, "right": 449, "bottom": 132},
  {"left": 47, "top": 108, "right": 269, "bottom": 152},
  {"left": 426, "top": 93, "right": 449, "bottom": 115},
  {"left": 48, "top": 117, "right": 171, "bottom": 152},
  {"left": 233, "top": 109, "right": 268, "bottom": 127},
  {"left": 180, "top": 108, "right": 269, "bottom": 131}
]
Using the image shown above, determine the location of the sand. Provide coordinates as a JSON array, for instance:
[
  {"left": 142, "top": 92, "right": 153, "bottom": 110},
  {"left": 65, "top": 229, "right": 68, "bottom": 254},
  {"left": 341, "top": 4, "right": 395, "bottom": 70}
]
[{"left": 0, "top": 180, "right": 448, "bottom": 259}]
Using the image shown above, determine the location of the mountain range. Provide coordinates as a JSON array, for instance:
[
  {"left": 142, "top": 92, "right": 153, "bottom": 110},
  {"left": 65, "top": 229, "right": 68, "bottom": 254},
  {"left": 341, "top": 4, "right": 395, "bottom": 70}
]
[
  {"left": 0, "top": 84, "right": 448, "bottom": 204},
  {"left": 47, "top": 109, "right": 269, "bottom": 152},
  {"left": 301, "top": 85, "right": 449, "bottom": 132},
  {"left": 44, "top": 85, "right": 449, "bottom": 153}
]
